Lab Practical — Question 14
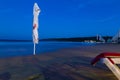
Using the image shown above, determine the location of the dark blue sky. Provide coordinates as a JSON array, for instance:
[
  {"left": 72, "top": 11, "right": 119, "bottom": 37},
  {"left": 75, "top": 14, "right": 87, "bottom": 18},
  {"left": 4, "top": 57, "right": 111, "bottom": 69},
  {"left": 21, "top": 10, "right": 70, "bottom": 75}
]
[{"left": 0, "top": 0, "right": 120, "bottom": 39}]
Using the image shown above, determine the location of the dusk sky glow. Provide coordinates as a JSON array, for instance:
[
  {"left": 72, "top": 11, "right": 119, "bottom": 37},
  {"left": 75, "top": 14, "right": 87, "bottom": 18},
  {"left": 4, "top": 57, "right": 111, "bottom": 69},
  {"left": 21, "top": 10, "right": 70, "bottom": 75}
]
[{"left": 0, "top": 0, "right": 120, "bottom": 40}]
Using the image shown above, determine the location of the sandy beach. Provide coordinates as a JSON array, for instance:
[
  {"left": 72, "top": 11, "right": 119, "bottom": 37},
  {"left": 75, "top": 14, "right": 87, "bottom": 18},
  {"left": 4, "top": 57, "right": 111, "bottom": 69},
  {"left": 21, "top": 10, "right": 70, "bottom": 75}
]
[{"left": 0, "top": 43, "right": 120, "bottom": 80}]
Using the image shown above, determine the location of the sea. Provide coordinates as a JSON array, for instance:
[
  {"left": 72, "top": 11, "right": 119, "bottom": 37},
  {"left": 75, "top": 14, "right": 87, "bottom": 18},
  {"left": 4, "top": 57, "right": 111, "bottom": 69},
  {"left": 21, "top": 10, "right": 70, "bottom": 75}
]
[{"left": 0, "top": 41, "right": 96, "bottom": 58}]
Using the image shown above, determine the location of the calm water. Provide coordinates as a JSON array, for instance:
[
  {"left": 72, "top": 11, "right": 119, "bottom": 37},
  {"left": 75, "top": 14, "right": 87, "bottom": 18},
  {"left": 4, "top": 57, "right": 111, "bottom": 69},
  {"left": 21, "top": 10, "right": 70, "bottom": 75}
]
[{"left": 0, "top": 41, "right": 96, "bottom": 58}]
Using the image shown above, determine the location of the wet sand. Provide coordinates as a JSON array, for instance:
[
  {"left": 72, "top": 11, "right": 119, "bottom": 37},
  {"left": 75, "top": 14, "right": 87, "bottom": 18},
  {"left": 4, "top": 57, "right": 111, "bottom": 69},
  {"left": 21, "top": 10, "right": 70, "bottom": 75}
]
[{"left": 0, "top": 43, "right": 120, "bottom": 80}]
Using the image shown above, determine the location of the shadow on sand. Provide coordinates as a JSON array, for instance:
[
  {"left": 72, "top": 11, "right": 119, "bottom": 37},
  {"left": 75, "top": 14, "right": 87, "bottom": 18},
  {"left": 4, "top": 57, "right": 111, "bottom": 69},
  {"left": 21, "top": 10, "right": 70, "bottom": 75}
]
[
  {"left": 32, "top": 56, "right": 96, "bottom": 80},
  {"left": 0, "top": 72, "right": 11, "bottom": 80}
]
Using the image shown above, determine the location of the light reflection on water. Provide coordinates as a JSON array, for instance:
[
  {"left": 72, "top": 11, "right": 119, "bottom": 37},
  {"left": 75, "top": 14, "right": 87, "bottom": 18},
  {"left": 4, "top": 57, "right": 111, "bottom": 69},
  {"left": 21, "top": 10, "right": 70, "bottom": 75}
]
[{"left": 0, "top": 41, "right": 96, "bottom": 58}]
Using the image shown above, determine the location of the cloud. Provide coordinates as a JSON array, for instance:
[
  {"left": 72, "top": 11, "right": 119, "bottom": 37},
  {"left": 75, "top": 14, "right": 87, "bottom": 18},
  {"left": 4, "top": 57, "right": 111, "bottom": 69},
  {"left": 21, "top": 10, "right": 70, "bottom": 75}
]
[
  {"left": 97, "top": 16, "right": 117, "bottom": 22},
  {"left": 92, "top": 0, "right": 118, "bottom": 4},
  {"left": 77, "top": 0, "right": 119, "bottom": 9},
  {"left": 95, "top": 15, "right": 120, "bottom": 24},
  {"left": 77, "top": 0, "right": 92, "bottom": 9},
  {"left": 88, "top": 14, "right": 120, "bottom": 23}
]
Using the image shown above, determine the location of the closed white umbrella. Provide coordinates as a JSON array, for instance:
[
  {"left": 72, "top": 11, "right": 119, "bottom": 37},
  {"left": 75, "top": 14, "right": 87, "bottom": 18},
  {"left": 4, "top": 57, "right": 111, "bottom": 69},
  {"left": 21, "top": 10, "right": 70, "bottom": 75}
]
[{"left": 33, "top": 3, "right": 41, "bottom": 55}]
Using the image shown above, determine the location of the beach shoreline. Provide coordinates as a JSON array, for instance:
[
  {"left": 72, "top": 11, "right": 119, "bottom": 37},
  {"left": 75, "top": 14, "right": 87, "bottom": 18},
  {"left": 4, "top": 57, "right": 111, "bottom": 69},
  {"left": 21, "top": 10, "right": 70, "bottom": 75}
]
[{"left": 0, "top": 43, "right": 119, "bottom": 80}]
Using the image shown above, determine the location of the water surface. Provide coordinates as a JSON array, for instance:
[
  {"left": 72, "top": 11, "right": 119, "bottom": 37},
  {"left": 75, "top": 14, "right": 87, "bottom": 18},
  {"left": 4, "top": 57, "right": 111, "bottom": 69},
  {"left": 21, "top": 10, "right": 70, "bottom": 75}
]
[{"left": 0, "top": 41, "right": 96, "bottom": 58}]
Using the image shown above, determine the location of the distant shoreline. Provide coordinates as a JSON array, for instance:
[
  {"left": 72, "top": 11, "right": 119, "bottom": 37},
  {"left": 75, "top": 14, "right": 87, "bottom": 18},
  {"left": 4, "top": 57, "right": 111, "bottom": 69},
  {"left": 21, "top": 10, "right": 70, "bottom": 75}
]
[{"left": 0, "top": 36, "right": 112, "bottom": 42}]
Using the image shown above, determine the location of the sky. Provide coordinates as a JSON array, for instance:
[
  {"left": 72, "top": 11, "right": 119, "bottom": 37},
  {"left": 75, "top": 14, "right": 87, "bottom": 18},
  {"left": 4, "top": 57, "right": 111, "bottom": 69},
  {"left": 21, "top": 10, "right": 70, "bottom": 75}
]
[{"left": 0, "top": 0, "right": 120, "bottom": 40}]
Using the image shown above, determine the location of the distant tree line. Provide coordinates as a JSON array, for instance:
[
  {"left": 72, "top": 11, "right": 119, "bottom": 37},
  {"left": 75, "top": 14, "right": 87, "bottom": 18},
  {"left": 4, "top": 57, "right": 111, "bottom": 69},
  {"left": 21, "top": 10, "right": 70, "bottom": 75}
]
[{"left": 42, "top": 36, "right": 112, "bottom": 42}]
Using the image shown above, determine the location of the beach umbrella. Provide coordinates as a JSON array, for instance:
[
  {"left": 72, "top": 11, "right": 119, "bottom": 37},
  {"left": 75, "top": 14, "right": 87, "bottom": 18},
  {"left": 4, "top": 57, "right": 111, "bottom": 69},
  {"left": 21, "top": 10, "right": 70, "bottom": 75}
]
[{"left": 33, "top": 3, "right": 41, "bottom": 55}]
